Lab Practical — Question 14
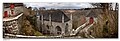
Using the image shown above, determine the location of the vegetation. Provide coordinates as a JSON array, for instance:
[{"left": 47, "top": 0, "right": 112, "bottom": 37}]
[
  {"left": 90, "top": 3, "right": 118, "bottom": 38},
  {"left": 20, "top": 15, "right": 43, "bottom": 36}
]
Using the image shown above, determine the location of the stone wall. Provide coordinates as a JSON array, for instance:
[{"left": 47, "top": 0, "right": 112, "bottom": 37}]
[{"left": 37, "top": 20, "right": 72, "bottom": 36}]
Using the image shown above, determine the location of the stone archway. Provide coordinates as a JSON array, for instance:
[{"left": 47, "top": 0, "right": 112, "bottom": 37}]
[
  {"left": 46, "top": 25, "right": 50, "bottom": 34},
  {"left": 55, "top": 26, "right": 62, "bottom": 35}
]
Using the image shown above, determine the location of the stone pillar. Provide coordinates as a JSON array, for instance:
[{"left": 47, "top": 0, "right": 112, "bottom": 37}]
[
  {"left": 41, "top": 14, "right": 44, "bottom": 33},
  {"left": 62, "top": 15, "right": 65, "bottom": 35},
  {"left": 37, "top": 16, "right": 40, "bottom": 31},
  {"left": 69, "top": 13, "right": 73, "bottom": 35},
  {"left": 49, "top": 14, "right": 52, "bottom": 35},
  {"left": 35, "top": 9, "right": 40, "bottom": 31}
]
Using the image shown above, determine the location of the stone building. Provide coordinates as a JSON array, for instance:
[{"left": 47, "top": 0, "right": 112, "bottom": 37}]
[
  {"left": 3, "top": 3, "right": 23, "bottom": 34},
  {"left": 35, "top": 8, "right": 73, "bottom": 36},
  {"left": 86, "top": 9, "right": 98, "bottom": 24}
]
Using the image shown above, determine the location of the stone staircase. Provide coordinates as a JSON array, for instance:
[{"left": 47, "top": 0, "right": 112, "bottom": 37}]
[{"left": 70, "top": 20, "right": 95, "bottom": 38}]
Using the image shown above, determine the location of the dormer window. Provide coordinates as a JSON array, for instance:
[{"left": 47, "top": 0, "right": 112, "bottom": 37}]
[{"left": 10, "top": 4, "right": 14, "bottom": 9}]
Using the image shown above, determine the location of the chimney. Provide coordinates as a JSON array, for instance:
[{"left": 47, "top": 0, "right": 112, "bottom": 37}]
[
  {"left": 70, "top": 13, "right": 73, "bottom": 23},
  {"left": 62, "top": 15, "right": 64, "bottom": 23}
]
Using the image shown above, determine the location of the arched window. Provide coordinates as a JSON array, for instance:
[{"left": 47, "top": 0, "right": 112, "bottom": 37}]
[
  {"left": 46, "top": 25, "right": 49, "bottom": 29},
  {"left": 55, "top": 26, "right": 62, "bottom": 35},
  {"left": 46, "top": 25, "right": 52, "bottom": 35}
]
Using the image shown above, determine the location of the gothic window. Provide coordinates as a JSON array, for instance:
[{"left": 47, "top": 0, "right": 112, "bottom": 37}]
[
  {"left": 55, "top": 26, "right": 62, "bottom": 35},
  {"left": 46, "top": 25, "right": 49, "bottom": 29}
]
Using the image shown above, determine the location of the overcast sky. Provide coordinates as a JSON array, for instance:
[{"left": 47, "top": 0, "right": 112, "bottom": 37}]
[{"left": 24, "top": 2, "right": 93, "bottom": 9}]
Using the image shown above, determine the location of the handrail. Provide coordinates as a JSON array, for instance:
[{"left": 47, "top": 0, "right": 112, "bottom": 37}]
[
  {"left": 70, "top": 21, "right": 95, "bottom": 37},
  {"left": 70, "top": 22, "right": 88, "bottom": 35}
]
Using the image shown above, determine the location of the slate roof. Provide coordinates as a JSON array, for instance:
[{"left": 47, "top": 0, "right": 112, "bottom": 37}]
[{"left": 39, "top": 10, "right": 70, "bottom": 23}]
